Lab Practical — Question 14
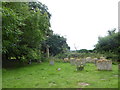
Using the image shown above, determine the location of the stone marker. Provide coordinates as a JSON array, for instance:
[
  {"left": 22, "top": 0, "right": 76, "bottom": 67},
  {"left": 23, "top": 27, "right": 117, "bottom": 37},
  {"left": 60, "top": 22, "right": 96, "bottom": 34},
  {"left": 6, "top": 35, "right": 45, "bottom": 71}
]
[
  {"left": 75, "top": 59, "right": 85, "bottom": 71},
  {"left": 75, "top": 59, "right": 86, "bottom": 66},
  {"left": 49, "top": 57, "right": 54, "bottom": 65},
  {"left": 86, "top": 57, "right": 98, "bottom": 63},
  {"left": 96, "top": 59, "right": 112, "bottom": 70},
  {"left": 81, "top": 58, "right": 86, "bottom": 65},
  {"left": 86, "top": 57, "right": 92, "bottom": 63},
  {"left": 50, "top": 60, "right": 54, "bottom": 65},
  {"left": 93, "top": 58, "right": 99, "bottom": 65},
  {"left": 70, "top": 58, "right": 76, "bottom": 65}
]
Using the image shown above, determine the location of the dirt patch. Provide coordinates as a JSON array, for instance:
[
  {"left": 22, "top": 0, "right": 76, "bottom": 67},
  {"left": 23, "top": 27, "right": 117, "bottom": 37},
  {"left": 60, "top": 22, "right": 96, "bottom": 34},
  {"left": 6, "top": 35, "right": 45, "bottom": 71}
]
[{"left": 78, "top": 82, "right": 90, "bottom": 86}]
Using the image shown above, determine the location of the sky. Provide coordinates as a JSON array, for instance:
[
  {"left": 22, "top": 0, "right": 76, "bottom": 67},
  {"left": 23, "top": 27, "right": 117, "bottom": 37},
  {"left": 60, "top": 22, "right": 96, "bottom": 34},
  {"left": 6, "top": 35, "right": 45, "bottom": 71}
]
[{"left": 39, "top": 0, "right": 119, "bottom": 50}]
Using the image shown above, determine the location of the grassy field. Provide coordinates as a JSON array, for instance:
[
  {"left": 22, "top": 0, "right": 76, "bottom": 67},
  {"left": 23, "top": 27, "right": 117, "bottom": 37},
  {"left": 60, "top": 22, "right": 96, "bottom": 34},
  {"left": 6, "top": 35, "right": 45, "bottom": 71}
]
[{"left": 2, "top": 62, "right": 118, "bottom": 88}]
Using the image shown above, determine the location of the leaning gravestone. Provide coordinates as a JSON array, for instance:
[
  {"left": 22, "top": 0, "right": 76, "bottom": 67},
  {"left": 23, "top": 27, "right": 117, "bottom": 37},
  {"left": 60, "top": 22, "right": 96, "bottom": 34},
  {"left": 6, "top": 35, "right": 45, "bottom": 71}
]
[{"left": 96, "top": 59, "right": 112, "bottom": 70}]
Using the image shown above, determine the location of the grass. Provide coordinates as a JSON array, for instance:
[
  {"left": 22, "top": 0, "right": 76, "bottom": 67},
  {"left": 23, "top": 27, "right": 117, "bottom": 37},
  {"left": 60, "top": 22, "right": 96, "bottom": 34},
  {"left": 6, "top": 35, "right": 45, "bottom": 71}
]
[{"left": 2, "top": 62, "right": 118, "bottom": 88}]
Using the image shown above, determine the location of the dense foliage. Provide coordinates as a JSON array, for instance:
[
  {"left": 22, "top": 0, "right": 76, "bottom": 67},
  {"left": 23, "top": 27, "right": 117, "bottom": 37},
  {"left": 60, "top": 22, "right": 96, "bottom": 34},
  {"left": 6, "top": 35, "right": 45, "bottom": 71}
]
[
  {"left": 2, "top": 2, "right": 70, "bottom": 66},
  {"left": 95, "top": 29, "right": 120, "bottom": 62},
  {"left": 41, "top": 34, "right": 70, "bottom": 56}
]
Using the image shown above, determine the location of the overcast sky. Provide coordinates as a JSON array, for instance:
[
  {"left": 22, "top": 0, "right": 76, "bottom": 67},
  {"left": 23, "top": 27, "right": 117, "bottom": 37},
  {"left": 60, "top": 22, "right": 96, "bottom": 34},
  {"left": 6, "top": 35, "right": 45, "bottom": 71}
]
[{"left": 39, "top": 0, "right": 119, "bottom": 50}]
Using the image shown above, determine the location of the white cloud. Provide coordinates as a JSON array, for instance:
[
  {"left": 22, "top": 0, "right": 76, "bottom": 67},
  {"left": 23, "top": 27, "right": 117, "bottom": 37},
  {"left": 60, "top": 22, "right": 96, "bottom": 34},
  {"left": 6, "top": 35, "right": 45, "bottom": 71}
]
[{"left": 39, "top": 0, "right": 119, "bottom": 50}]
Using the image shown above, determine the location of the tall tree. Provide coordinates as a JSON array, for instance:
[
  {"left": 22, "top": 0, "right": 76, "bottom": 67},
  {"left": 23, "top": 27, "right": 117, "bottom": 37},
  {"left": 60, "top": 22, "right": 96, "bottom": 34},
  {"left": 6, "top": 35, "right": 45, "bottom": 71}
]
[
  {"left": 95, "top": 29, "right": 120, "bottom": 61},
  {"left": 2, "top": 1, "right": 52, "bottom": 63},
  {"left": 41, "top": 34, "right": 70, "bottom": 56}
]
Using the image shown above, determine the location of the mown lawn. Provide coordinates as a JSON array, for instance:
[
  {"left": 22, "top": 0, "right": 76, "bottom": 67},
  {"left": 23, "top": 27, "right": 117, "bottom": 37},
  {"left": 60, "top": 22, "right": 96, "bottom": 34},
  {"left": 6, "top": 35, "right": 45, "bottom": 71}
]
[{"left": 2, "top": 62, "right": 118, "bottom": 88}]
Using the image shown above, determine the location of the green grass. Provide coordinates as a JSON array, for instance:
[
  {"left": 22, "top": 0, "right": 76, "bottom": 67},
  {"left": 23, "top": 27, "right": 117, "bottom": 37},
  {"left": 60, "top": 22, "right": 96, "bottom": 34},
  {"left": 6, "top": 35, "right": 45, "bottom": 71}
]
[{"left": 2, "top": 62, "right": 118, "bottom": 88}]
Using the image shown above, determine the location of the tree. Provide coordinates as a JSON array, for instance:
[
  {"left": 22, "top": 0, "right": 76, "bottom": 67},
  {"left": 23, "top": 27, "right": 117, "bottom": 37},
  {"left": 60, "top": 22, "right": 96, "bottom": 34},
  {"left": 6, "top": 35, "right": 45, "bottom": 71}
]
[
  {"left": 2, "top": 1, "right": 52, "bottom": 64},
  {"left": 2, "top": 2, "right": 26, "bottom": 61},
  {"left": 41, "top": 34, "right": 70, "bottom": 56},
  {"left": 94, "top": 29, "right": 120, "bottom": 62}
]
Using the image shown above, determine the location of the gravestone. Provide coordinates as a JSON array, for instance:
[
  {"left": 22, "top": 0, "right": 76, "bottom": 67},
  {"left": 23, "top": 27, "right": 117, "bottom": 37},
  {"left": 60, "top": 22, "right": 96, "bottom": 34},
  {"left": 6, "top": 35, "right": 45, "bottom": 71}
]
[
  {"left": 49, "top": 57, "right": 54, "bottom": 65},
  {"left": 75, "top": 59, "right": 85, "bottom": 71},
  {"left": 93, "top": 58, "right": 99, "bottom": 65},
  {"left": 75, "top": 58, "right": 86, "bottom": 65},
  {"left": 86, "top": 57, "right": 97, "bottom": 63},
  {"left": 86, "top": 57, "right": 92, "bottom": 63},
  {"left": 96, "top": 59, "right": 112, "bottom": 70},
  {"left": 70, "top": 58, "right": 76, "bottom": 65},
  {"left": 49, "top": 60, "right": 54, "bottom": 65},
  {"left": 81, "top": 58, "right": 86, "bottom": 65}
]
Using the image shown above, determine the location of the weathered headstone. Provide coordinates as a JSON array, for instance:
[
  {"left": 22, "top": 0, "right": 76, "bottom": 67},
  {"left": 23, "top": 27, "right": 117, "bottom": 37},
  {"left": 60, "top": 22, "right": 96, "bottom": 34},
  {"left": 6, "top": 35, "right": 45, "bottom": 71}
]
[
  {"left": 50, "top": 60, "right": 54, "bottom": 65},
  {"left": 86, "top": 57, "right": 97, "bottom": 63},
  {"left": 75, "top": 58, "right": 86, "bottom": 65},
  {"left": 96, "top": 59, "right": 112, "bottom": 70},
  {"left": 75, "top": 59, "right": 85, "bottom": 71},
  {"left": 49, "top": 57, "right": 54, "bottom": 65},
  {"left": 81, "top": 58, "right": 86, "bottom": 65},
  {"left": 93, "top": 58, "right": 99, "bottom": 65},
  {"left": 86, "top": 57, "right": 92, "bottom": 63},
  {"left": 70, "top": 58, "right": 76, "bottom": 65}
]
